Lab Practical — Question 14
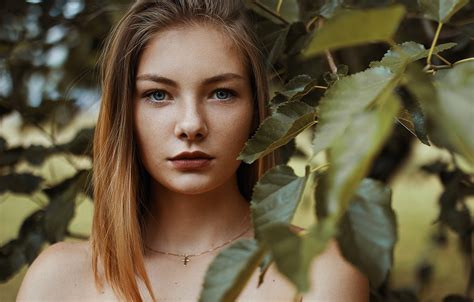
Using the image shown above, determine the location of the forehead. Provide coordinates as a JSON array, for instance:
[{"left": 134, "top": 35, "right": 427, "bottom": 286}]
[{"left": 136, "top": 24, "right": 247, "bottom": 81}]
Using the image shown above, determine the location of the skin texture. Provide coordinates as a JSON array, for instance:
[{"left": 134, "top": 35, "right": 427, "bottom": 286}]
[
  {"left": 16, "top": 23, "right": 369, "bottom": 301},
  {"left": 134, "top": 23, "right": 255, "bottom": 255}
]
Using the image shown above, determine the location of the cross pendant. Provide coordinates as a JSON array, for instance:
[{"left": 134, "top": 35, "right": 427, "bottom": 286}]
[{"left": 182, "top": 255, "right": 190, "bottom": 266}]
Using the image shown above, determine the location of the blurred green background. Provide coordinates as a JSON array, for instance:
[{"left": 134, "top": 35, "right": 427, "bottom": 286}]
[{"left": 1, "top": 0, "right": 473, "bottom": 301}]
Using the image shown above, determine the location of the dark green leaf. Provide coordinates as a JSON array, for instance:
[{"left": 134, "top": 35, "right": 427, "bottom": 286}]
[
  {"left": 285, "top": 21, "right": 310, "bottom": 56},
  {"left": 251, "top": 165, "right": 310, "bottom": 240},
  {"left": 312, "top": 66, "right": 397, "bottom": 156},
  {"left": 22, "top": 145, "right": 53, "bottom": 166},
  {"left": 337, "top": 178, "right": 397, "bottom": 288},
  {"left": 43, "top": 170, "right": 89, "bottom": 243},
  {"left": 303, "top": 5, "right": 405, "bottom": 57},
  {"left": 319, "top": 0, "right": 344, "bottom": 18},
  {"left": 239, "top": 101, "right": 316, "bottom": 164},
  {"left": 60, "top": 127, "right": 94, "bottom": 156},
  {"left": 0, "top": 240, "right": 26, "bottom": 282},
  {"left": 317, "top": 93, "right": 400, "bottom": 219},
  {"left": 399, "top": 92, "right": 430, "bottom": 145},
  {"left": 267, "top": 26, "right": 290, "bottom": 67},
  {"left": 19, "top": 210, "right": 46, "bottom": 264},
  {"left": 199, "top": 239, "right": 266, "bottom": 302},
  {"left": 370, "top": 41, "right": 456, "bottom": 73},
  {"left": 270, "top": 74, "right": 319, "bottom": 110},
  {"left": 0, "top": 146, "right": 23, "bottom": 167},
  {"left": 260, "top": 220, "right": 337, "bottom": 292},
  {"left": 0, "top": 137, "right": 6, "bottom": 152},
  {"left": 0, "top": 173, "right": 43, "bottom": 194},
  {"left": 418, "top": 0, "right": 469, "bottom": 23},
  {"left": 405, "top": 62, "right": 474, "bottom": 164}
]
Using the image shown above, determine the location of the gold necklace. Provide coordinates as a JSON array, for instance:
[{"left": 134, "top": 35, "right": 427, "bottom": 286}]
[{"left": 145, "top": 211, "right": 252, "bottom": 266}]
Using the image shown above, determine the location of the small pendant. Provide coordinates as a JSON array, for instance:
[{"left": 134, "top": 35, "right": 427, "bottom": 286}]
[{"left": 183, "top": 255, "right": 190, "bottom": 266}]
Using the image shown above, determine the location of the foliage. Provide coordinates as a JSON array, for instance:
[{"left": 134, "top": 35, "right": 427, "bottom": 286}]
[{"left": 1, "top": 0, "right": 473, "bottom": 301}]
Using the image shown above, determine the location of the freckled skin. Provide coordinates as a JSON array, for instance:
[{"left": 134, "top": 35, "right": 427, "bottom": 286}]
[{"left": 133, "top": 25, "right": 254, "bottom": 195}]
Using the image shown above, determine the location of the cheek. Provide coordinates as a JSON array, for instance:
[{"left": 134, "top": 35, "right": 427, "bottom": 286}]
[
  {"left": 212, "top": 104, "right": 254, "bottom": 152},
  {"left": 133, "top": 105, "right": 168, "bottom": 164}
]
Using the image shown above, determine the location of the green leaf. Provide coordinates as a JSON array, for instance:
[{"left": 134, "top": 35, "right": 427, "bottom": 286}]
[
  {"left": 0, "top": 240, "right": 26, "bottom": 282},
  {"left": 267, "top": 26, "right": 290, "bottom": 67},
  {"left": 22, "top": 145, "right": 53, "bottom": 166},
  {"left": 312, "top": 66, "right": 397, "bottom": 156},
  {"left": 398, "top": 93, "right": 430, "bottom": 145},
  {"left": 302, "top": 5, "right": 406, "bottom": 57},
  {"left": 337, "top": 178, "right": 397, "bottom": 288},
  {"left": 43, "top": 170, "right": 89, "bottom": 243},
  {"left": 257, "top": 252, "right": 273, "bottom": 287},
  {"left": 0, "top": 147, "right": 24, "bottom": 167},
  {"left": 199, "top": 239, "right": 266, "bottom": 302},
  {"left": 239, "top": 101, "right": 317, "bottom": 164},
  {"left": 270, "top": 75, "right": 320, "bottom": 110},
  {"left": 60, "top": 127, "right": 94, "bottom": 156},
  {"left": 0, "top": 173, "right": 43, "bottom": 194},
  {"left": 278, "top": 74, "right": 317, "bottom": 99},
  {"left": 369, "top": 41, "right": 456, "bottom": 73},
  {"left": 19, "top": 210, "right": 46, "bottom": 264},
  {"left": 319, "top": 0, "right": 344, "bottom": 18},
  {"left": 260, "top": 220, "right": 337, "bottom": 292},
  {"left": 405, "top": 62, "right": 474, "bottom": 165},
  {"left": 417, "top": 0, "right": 469, "bottom": 23},
  {"left": 257, "top": 0, "right": 300, "bottom": 23},
  {"left": 317, "top": 93, "right": 400, "bottom": 219},
  {"left": 251, "top": 165, "right": 310, "bottom": 240}
]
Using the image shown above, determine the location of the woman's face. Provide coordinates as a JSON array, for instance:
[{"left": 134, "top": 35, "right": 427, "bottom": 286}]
[{"left": 133, "top": 24, "right": 254, "bottom": 195}]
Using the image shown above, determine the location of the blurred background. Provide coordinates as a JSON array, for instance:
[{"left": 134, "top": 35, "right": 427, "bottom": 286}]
[{"left": 0, "top": 0, "right": 472, "bottom": 301}]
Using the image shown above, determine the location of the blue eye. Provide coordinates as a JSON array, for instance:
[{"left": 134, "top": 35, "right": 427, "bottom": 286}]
[
  {"left": 213, "top": 89, "right": 235, "bottom": 101},
  {"left": 149, "top": 90, "right": 167, "bottom": 101}
]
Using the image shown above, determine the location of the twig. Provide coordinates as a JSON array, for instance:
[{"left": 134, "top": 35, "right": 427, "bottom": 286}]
[
  {"left": 426, "top": 22, "right": 443, "bottom": 67},
  {"left": 325, "top": 50, "right": 338, "bottom": 74},
  {"left": 276, "top": 0, "right": 283, "bottom": 15},
  {"left": 434, "top": 53, "right": 452, "bottom": 66},
  {"left": 253, "top": 0, "right": 290, "bottom": 25},
  {"left": 306, "top": 15, "right": 319, "bottom": 32},
  {"left": 318, "top": 19, "right": 338, "bottom": 74}
]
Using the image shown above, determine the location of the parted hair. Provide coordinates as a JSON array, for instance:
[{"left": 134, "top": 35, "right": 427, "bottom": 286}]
[{"left": 91, "top": 0, "right": 276, "bottom": 301}]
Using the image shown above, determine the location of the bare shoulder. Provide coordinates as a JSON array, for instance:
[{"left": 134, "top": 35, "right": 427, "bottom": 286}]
[
  {"left": 304, "top": 239, "right": 369, "bottom": 301},
  {"left": 16, "top": 241, "right": 92, "bottom": 301}
]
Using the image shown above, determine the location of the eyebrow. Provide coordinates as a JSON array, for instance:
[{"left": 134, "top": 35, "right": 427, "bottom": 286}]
[{"left": 136, "top": 73, "right": 245, "bottom": 87}]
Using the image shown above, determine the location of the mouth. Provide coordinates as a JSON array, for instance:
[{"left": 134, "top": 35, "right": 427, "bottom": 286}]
[
  {"left": 168, "top": 158, "right": 213, "bottom": 169},
  {"left": 167, "top": 150, "right": 214, "bottom": 169},
  {"left": 168, "top": 150, "right": 214, "bottom": 161}
]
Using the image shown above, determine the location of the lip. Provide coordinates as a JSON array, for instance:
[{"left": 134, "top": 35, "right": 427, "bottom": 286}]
[
  {"left": 168, "top": 151, "right": 214, "bottom": 160},
  {"left": 169, "top": 158, "right": 213, "bottom": 170},
  {"left": 168, "top": 150, "right": 214, "bottom": 170}
]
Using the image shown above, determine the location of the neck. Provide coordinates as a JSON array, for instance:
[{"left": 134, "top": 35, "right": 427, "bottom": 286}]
[{"left": 145, "top": 174, "right": 253, "bottom": 256}]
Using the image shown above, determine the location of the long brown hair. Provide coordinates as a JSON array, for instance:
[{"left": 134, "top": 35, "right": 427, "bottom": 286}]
[{"left": 91, "top": 0, "right": 276, "bottom": 300}]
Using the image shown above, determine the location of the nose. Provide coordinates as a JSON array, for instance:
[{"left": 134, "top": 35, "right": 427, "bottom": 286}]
[{"left": 174, "top": 99, "right": 208, "bottom": 142}]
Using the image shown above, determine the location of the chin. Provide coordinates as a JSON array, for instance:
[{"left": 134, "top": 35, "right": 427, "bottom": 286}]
[{"left": 161, "top": 177, "right": 223, "bottom": 195}]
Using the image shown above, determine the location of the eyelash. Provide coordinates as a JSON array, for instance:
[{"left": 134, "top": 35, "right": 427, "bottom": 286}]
[{"left": 142, "top": 88, "right": 237, "bottom": 104}]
